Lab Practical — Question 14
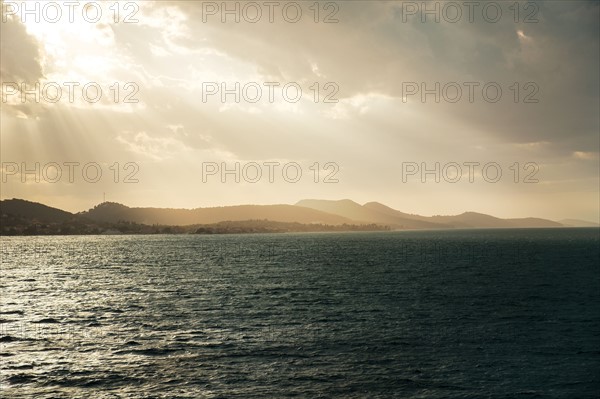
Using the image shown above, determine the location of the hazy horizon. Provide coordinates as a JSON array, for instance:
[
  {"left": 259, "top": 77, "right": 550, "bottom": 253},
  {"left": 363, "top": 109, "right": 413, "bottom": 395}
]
[
  {"left": 3, "top": 196, "right": 599, "bottom": 226},
  {"left": 7, "top": 195, "right": 600, "bottom": 222}
]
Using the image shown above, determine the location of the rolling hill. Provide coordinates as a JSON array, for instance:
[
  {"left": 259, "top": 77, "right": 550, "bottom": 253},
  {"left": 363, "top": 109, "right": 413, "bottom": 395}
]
[
  {"left": 3, "top": 197, "right": 593, "bottom": 234},
  {"left": 79, "top": 202, "right": 356, "bottom": 226},
  {"left": 295, "top": 199, "right": 447, "bottom": 229},
  {"left": 297, "top": 200, "right": 564, "bottom": 229},
  {"left": 0, "top": 199, "right": 75, "bottom": 222}
]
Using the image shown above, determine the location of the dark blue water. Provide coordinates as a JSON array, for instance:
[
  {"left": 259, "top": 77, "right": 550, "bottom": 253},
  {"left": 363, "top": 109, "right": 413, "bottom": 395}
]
[{"left": 1, "top": 228, "right": 599, "bottom": 398}]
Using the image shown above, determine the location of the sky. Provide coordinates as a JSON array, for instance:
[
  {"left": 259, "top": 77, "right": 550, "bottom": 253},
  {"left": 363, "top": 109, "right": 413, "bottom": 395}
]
[{"left": 0, "top": 0, "right": 598, "bottom": 221}]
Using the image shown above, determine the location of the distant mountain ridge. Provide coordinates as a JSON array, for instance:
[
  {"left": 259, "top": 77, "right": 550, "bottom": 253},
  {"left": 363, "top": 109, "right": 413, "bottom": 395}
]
[
  {"left": 296, "top": 199, "right": 564, "bottom": 229},
  {"left": 0, "top": 199, "right": 383, "bottom": 235},
  {"left": 80, "top": 202, "right": 354, "bottom": 225},
  {"left": 295, "top": 199, "right": 447, "bottom": 229},
  {"left": 2, "top": 198, "right": 596, "bottom": 232},
  {"left": 558, "top": 219, "right": 600, "bottom": 227},
  {"left": 428, "top": 211, "right": 564, "bottom": 229}
]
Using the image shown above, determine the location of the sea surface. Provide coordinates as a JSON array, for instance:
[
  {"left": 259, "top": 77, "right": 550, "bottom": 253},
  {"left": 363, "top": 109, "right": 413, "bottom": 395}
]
[{"left": 1, "top": 228, "right": 599, "bottom": 398}]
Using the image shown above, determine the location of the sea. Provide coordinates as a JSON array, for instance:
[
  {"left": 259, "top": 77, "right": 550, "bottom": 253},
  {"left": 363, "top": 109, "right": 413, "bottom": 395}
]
[{"left": 1, "top": 228, "right": 599, "bottom": 398}]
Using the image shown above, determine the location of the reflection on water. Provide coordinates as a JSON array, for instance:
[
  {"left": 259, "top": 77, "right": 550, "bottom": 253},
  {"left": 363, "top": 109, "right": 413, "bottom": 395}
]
[{"left": 1, "top": 229, "right": 599, "bottom": 398}]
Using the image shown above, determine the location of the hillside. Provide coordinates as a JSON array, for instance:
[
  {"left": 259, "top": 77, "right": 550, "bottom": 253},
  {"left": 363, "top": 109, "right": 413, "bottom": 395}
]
[
  {"left": 0, "top": 200, "right": 387, "bottom": 235},
  {"left": 0, "top": 199, "right": 74, "bottom": 222},
  {"left": 296, "top": 199, "right": 446, "bottom": 229},
  {"left": 80, "top": 202, "right": 356, "bottom": 226},
  {"left": 1, "top": 198, "right": 574, "bottom": 234},
  {"left": 298, "top": 200, "right": 564, "bottom": 229}
]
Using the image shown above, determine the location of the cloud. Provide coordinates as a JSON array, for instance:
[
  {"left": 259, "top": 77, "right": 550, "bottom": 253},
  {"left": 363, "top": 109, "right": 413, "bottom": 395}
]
[
  {"left": 0, "top": 8, "right": 44, "bottom": 82},
  {"left": 150, "top": 1, "right": 598, "bottom": 155},
  {"left": 1, "top": 0, "right": 598, "bottom": 220},
  {"left": 573, "top": 151, "right": 599, "bottom": 161}
]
